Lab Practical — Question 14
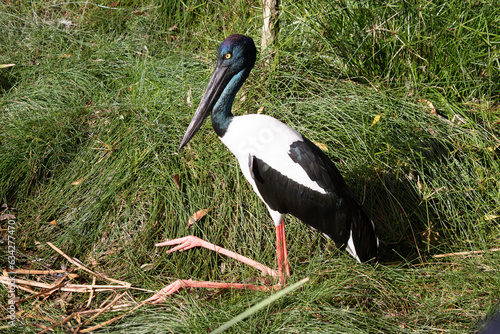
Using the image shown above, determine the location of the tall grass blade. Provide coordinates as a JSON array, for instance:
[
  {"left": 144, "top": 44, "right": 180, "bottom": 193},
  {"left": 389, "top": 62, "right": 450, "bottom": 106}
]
[{"left": 210, "top": 277, "right": 310, "bottom": 334}]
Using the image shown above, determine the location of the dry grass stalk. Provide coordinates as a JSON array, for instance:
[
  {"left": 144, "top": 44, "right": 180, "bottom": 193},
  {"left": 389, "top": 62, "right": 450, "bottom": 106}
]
[
  {"left": 78, "top": 299, "right": 150, "bottom": 333},
  {"left": 86, "top": 276, "right": 97, "bottom": 308},
  {"left": 39, "top": 312, "right": 76, "bottom": 334},
  {"left": 78, "top": 291, "right": 127, "bottom": 329},
  {"left": 6, "top": 269, "right": 67, "bottom": 275},
  {"left": 433, "top": 248, "right": 500, "bottom": 258},
  {"left": 1, "top": 242, "right": 151, "bottom": 333},
  {"left": 16, "top": 277, "right": 67, "bottom": 303},
  {"left": 47, "top": 242, "right": 131, "bottom": 287},
  {"left": 0, "top": 276, "right": 130, "bottom": 293}
]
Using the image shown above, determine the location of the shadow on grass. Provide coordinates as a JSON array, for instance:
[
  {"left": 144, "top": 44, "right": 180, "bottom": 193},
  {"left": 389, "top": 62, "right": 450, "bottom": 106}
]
[
  {"left": 347, "top": 135, "right": 455, "bottom": 264},
  {"left": 0, "top": 67, "right": 16, "bottom": 93}
]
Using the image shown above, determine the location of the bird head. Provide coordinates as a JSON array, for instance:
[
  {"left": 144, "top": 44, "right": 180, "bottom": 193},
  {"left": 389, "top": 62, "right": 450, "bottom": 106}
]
[{"left": 179, "top": 34, "right": 256, "bottom": 150}]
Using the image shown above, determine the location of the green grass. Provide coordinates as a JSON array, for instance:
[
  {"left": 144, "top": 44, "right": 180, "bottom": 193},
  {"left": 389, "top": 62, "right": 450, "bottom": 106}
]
[
  {"left": 1, "top": 0, "right": 500, "bottom": 333},
  {"left": 279, "top": 0, "right": 500, "bottom": 101}
]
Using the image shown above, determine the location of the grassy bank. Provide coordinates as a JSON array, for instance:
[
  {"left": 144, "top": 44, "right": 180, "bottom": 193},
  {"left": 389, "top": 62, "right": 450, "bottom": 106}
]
[{"left": 1, "top": 0, "right": 499, "bottom": 332}]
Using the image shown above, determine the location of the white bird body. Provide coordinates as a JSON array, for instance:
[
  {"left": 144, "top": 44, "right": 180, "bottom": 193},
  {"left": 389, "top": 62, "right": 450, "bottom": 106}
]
[
  {"left": 222, "top": 115, "right": 363, "bottom": 261},
  {"left": 221, "top": 114, "right": 327, "bottom": 211}
]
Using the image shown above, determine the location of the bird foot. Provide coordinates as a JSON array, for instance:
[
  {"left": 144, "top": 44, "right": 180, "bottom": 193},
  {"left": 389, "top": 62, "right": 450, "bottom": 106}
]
[
  {"left": 146, "top": 279, "right": 281, "bottom": 304},
  {"left": 156, "top": 235, "right": 279, "bottom": 277},
  {"left": 147, "top": 235, "right": 284, "bottom": 304},
  {"left": 156, "top": 235, "right": 206, "bottom": 253},
  {"left": 145, "top": 280, "right": 188, "bottom": 304}
]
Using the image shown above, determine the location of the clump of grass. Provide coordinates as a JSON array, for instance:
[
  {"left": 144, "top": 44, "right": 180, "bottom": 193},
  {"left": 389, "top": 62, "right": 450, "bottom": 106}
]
[
  {"left": 157, "top": 0, "right": 261, "bottom": 49},
  {"left": 279, "top": 0, "right": 500, "bottom": 102}
]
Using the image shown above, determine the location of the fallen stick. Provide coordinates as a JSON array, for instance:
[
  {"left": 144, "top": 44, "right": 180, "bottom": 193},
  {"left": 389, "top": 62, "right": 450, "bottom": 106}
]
[
  {"left": 0, "top": 276, "right": 130, "bottom": 293},
  {"left": 0, "top": 276, "right": 52, "bottom": 289},
  {"left": 5, "top": 269, "right": 67, "bottom": 275},
  {"left": 433, "top": 247, "right": 500, "bottom": 258}
]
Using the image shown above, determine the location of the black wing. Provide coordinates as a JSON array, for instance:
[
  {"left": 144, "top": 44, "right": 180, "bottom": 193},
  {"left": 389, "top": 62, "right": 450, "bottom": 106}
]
[{"left": 250, "top": 136, "right": 378, "bottom": 262}]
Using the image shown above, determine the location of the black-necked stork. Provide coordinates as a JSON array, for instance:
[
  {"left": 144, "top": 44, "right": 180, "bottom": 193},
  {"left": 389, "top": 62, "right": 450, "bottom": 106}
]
[{"left": 147, "top": 34, "right": 378, "bottom": 303}]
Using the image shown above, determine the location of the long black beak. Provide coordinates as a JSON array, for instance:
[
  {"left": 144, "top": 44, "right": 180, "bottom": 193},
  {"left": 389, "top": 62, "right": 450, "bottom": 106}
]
[{"left": 179, "top": 65, "right": 232, "bottom": 150}]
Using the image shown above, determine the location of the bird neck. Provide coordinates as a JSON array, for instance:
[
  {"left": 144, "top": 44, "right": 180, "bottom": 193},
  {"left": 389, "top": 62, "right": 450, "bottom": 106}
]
[{"left": 211, "top": 69, "right": 249, "bottom": 137}]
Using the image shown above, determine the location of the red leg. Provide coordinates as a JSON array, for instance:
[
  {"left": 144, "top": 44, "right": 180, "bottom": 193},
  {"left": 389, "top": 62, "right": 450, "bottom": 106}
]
[
  {"left": 276, "top": 224, "right": 284, "bottom": 284},
  {"left": 146, "top": 280, "right": 280, "bottom": 304},
  {"left": 280, "top": 222, "right": 290, "bottom": 277},
  {"left": 149, "top": 231, "right": 291, "bottom": 303},
  {"left": 156, "top": 236, "right": 278, "bottom": 277},
  {"left": 275, "top": 221, "right": 290, "bottom": 285}
]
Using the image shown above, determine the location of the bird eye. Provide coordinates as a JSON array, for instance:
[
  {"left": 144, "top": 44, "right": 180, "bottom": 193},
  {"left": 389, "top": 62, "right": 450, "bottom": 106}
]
[{"left": 225, "top": 53, "right": 232, "bottom": 59}]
